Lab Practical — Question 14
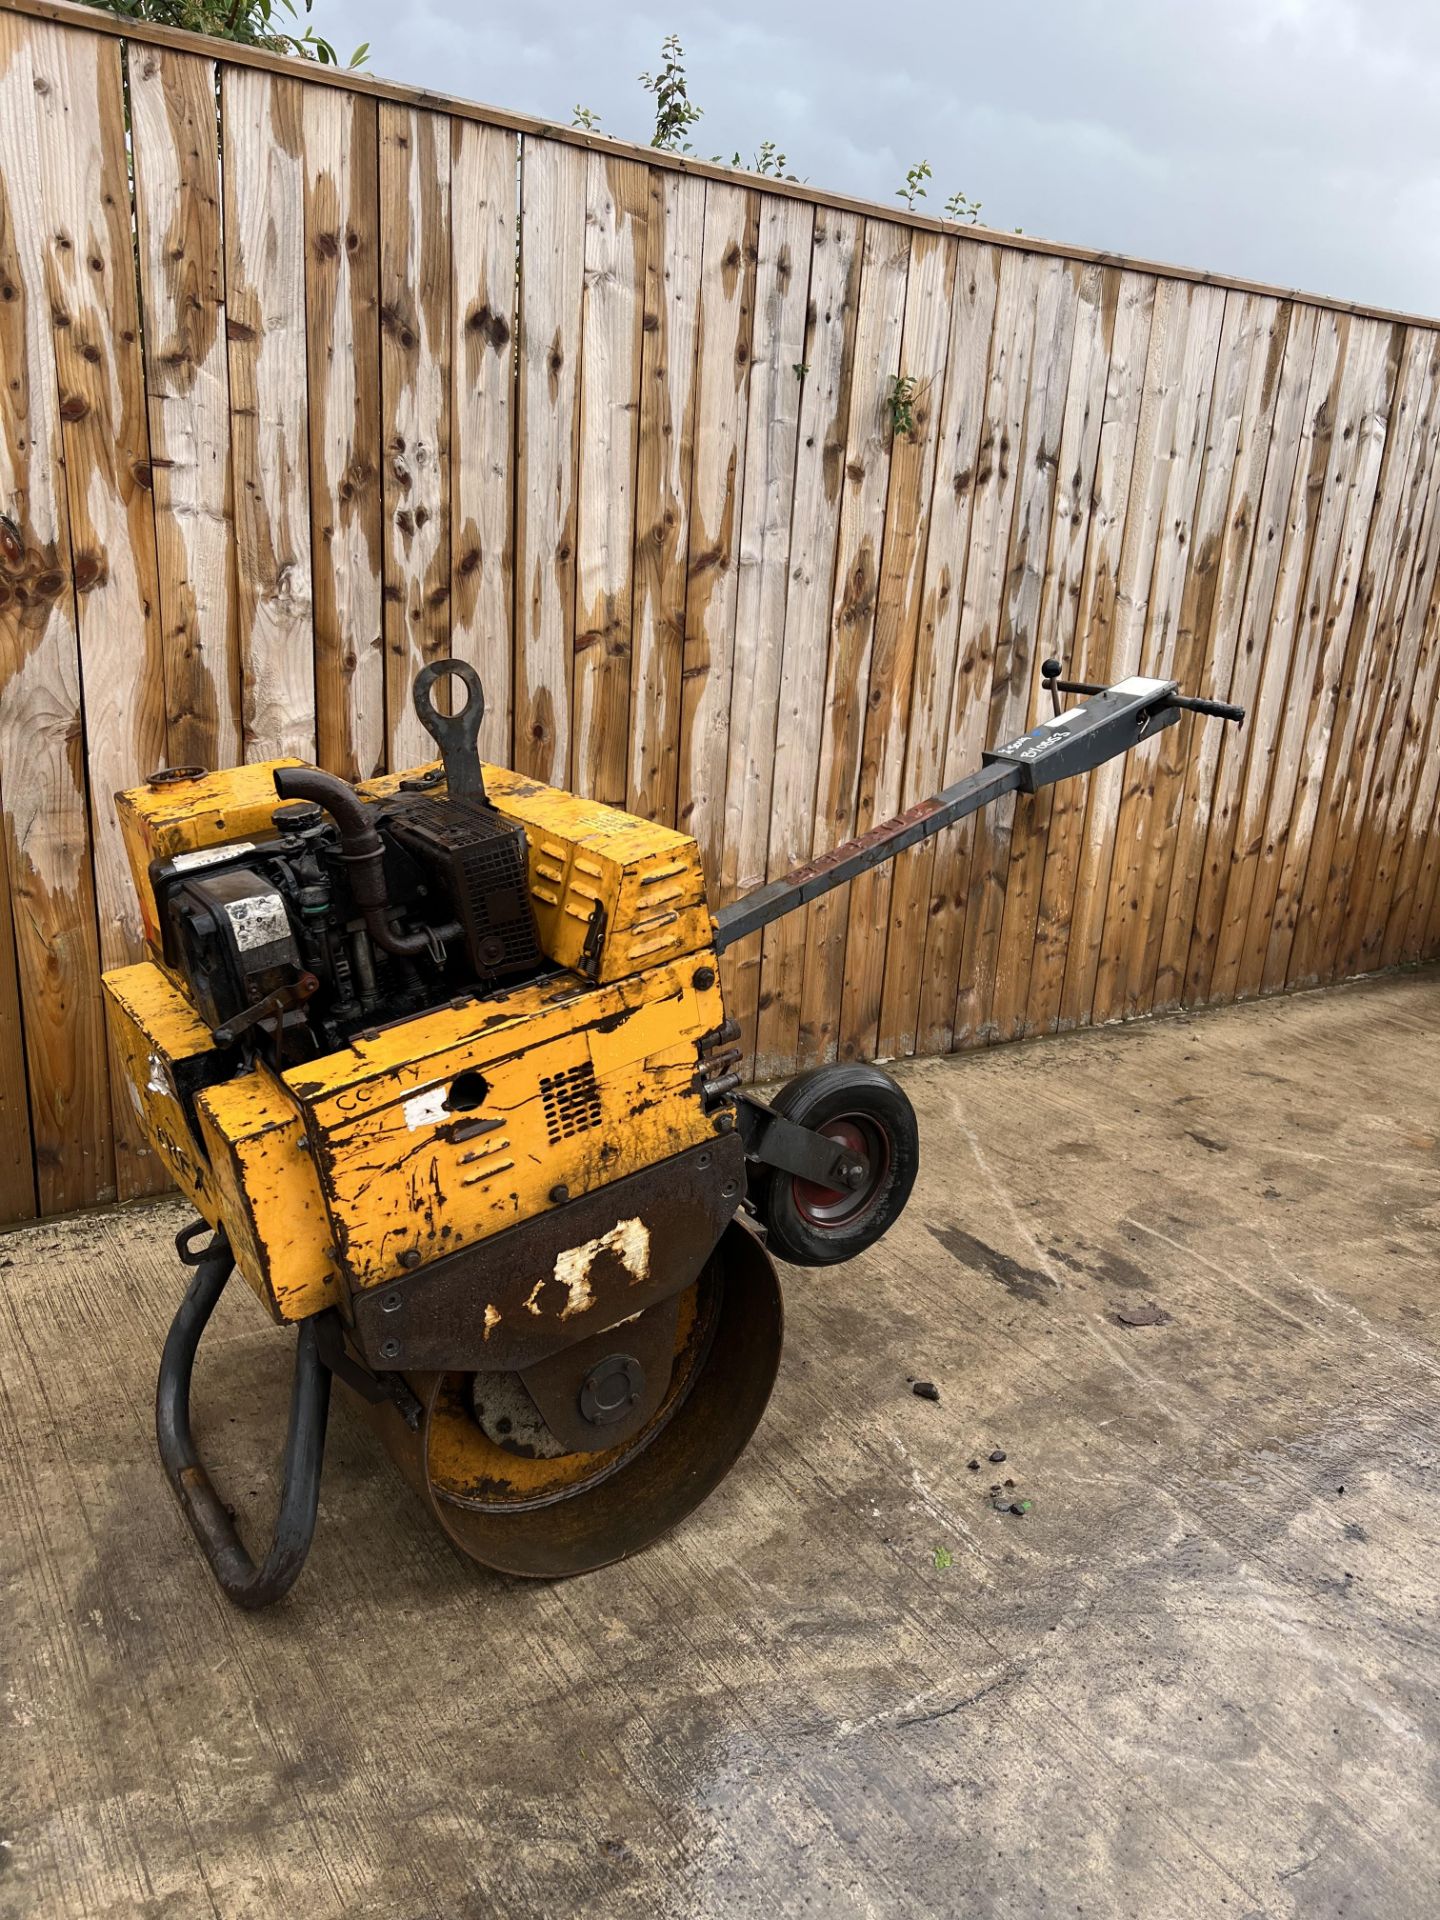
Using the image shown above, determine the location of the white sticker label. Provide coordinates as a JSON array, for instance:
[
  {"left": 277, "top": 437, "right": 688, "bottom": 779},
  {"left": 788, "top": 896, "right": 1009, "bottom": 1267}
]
[
  {"left": 170, "top": 842, "right": 254, "bottom": 872},
  {"left": 403, "top": 1086, "right": 452, "bottom": 1131},
  {"left": 1037, "top": 707, "right": 1086, "bottom": 732},
  {"left": 224, "top": 892, "right": 291, "bottom": 952},
  {"left": 1110, "top": 675, "right": 1173, "bottom": 698}
]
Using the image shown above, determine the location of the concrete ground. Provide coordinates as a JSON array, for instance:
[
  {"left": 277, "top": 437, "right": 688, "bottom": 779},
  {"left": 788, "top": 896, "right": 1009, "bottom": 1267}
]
[{"left": 2, "top": 970, "right": 1438, "bottom": 1920}]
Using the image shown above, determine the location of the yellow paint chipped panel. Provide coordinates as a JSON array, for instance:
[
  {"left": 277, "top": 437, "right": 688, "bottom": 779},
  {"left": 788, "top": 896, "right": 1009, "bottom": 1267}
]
[
  {"left": 291, "top": 956, "right": 727, "bottom": 1289},
  {"left": 101, "top": 960, "right": 220, "bottom": 1217},
  {"left": 195, "top": 1067, "right": 343, "bottom": 1322}
]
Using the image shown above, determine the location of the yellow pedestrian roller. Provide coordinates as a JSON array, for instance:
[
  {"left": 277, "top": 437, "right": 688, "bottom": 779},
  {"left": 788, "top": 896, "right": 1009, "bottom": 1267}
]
[{"left": 105, "top": 655, "right": 1242, "bottom": 1605}]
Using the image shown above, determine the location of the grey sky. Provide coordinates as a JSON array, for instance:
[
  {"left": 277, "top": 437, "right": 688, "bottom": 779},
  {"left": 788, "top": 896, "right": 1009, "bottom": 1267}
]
[{"left": 326, "top": 0, "right": 1440, "bottom": 319}]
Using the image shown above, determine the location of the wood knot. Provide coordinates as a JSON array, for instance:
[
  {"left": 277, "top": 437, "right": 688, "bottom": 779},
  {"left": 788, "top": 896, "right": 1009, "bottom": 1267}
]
[
  {"left": 73, "top": 551, "right": 108, "bottom": 593},
  {"left": 467, "top": 303, "right": 510, "bottom": 352}
]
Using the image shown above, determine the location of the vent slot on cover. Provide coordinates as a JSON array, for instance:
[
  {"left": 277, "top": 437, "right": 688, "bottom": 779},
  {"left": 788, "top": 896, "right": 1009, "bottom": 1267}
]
[{"left": 541, "top": 1060, "right": 603, "bottom": 1144}]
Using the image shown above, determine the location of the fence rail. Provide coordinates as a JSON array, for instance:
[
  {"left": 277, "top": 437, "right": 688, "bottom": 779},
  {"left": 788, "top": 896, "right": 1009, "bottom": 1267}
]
[{"left": 1, "top": 0, "right": 1438, "bottom": 1225}]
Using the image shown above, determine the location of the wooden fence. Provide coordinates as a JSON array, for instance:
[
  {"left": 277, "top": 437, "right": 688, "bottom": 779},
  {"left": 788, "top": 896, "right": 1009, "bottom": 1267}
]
[{"left": 2, "top": 0, "right": 1439, "bottom": 1226}]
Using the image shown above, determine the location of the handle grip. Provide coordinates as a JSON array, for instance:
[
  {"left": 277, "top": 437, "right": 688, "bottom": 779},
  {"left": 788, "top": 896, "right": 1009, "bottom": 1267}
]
[{"left": 1171, "top": 693, "right": 1246, "bottom": 725}]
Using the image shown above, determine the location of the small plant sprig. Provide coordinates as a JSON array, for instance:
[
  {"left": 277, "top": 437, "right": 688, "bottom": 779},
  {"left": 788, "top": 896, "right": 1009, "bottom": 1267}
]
[
  {"left": 887, "top": 372, "right": 921, "bottom": 440},
  {"left": 897, "top": 159, "right": 932, "bottom": 212},
  {"left": 717, "top": 140, "right": 797, "bottom": 180},
  {"left": 641, "top": 33, "right": 704, "bottom": 152},
  {"left": 944, "top": 188, "right": 983, "bottom": 226},
  {"left": 571, "top": 105, "right": 603, "bottom": 132}
]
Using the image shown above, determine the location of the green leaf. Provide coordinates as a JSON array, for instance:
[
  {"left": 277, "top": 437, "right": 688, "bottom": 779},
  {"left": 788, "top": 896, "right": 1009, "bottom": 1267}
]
[{"left": 932, "top": 1545, "right": 954, "bottom": 1570}]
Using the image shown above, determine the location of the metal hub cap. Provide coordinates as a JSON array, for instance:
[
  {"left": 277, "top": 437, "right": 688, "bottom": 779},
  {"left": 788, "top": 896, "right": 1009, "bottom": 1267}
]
[
  {"left": 793, "top": 1115, "right": 890, "bottom": 1227},
  {"left": 579, "top": 1354, "right": 645, "bottom": 1427}
]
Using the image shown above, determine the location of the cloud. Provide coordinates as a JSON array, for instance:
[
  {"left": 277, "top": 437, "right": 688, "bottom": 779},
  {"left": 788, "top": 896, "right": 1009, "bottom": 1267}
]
[{"left": 324, "top": 0, "right": 1440, "bottom": 316}]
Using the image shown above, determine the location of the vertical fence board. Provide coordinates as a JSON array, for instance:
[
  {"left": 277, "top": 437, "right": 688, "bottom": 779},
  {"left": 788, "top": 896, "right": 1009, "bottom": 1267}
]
[
  {"left": 838, "top": 228, "right": 956, "bottom": 1063},
  {"left": 1121, "top": 290, "right": 1266, "bottom": 1020},
  {"left": 1154, "top": 297, "right": 1293, "bottom": 1009},
  {"left": 128, "top": 42, "right": 240, "bottom": 772},
  {"left": 35, "top": 23, "right": 168, "bottom": 1199},
  {"left": 304, "top": 87, "right": 383, "bottom": 783},
  {"left": 677, "top": 184, "right": 758, "bottom": 886},
  {"left": 628, "top": 171, "right": 704, "bottom": 827},
  {"left": 876, "top": 240, "right": 1001, "bottom": 1061},
  {"left": 1182, "top": 304, "right": 1325, "bottom": 1004},
  {"left": 1072, "top": 279, "right": 1218, "bottom": 1029},
  {"left": 990, "top": 262, "right": 1113, "bottom": 1041},
  {"left": 795, "top": 218, "right": 911, "bottom": 1070},
  {"left": 998, "top": 263, "right": 1121, "bottom": 1036},
  {"left": 1205, "top": 309, "right": 1346, "bottom": 1005},
  {"left": 953, "top": 256, "right": 1080, "bottom": 1049},
  {"left": 223, "top": 67, "right": 315, "bottom": 763},
  {"left": 915, "top": 250, "right": 1039, "bottom": 1055},
  {"left": 450, "top": 120, "right": 517, "bottom": 769},
  {"left": 718, "top": 194, "right": 813, "bottom": 1064},
  {"left": 1374, "top": 567, "right": 1440, "bottom": 968},
  {"left": 573, "top": 153, "right": 647, "bottom": 803},
  {"left": 1230, "top": 316, "right": 1394, "bottom": 998},
  {"left": 1257, "top": 319, "right": 1399, "bottom": 992},
  {"left": 1090, "top": 280, "right": 1228, "bottom": 1026},
  {"left": 514, "top": 135, "right": 584, "bottom": 786},
  {"left": 1287, "top": 326, "right": 1439, "bottom": 987},
  {"left": 0, "top": 9, "right": 113, "bottom": 1210},
  {"left": 1409, "top": 773, "right": 1440, "bottom": 958},
  {"left": 0, "top": 814, "right": 33, "bottom": 1220},
  {"left": 1026, "top": 272, "right": 1155, "bottom": 1034},
  {"left": 379, "top": 104, "right": 450, "bottom": 770},
  {"left": 1335, "top": 354, "right": 1440, "bottom": 977},
  {"left": 753, "top": 207, "right": 863, "bottom": 1079}
]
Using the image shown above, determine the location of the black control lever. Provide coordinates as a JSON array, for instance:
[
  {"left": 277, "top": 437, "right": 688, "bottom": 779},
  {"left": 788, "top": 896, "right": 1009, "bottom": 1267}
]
[
  {"left": 412, "top": 658, "right": 487, "bottom": 798},
  {"left": 1040, "top": 659, "right": 1244, "bottom": 727}
]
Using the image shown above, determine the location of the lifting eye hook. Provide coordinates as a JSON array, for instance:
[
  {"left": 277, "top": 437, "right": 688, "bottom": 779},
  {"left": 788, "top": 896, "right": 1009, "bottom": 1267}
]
[{"left": 412, "top": 658, "right": 487, "bottom": 798}]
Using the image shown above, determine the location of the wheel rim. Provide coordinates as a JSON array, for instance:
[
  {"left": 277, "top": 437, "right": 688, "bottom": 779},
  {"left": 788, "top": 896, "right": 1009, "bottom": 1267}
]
[{"left": 792, "top": 1113, "right": 891, "bottom": 1227}]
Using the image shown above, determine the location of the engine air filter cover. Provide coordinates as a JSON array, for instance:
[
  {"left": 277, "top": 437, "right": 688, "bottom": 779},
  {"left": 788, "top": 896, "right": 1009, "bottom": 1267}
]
[{"left": 389, "top": 796, "right": 544, "bottom": 983}]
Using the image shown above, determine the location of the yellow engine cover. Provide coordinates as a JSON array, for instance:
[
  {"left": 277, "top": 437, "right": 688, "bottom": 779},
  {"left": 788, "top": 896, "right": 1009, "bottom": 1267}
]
[
  {"left": 117, "top": 756, "right": 712, "bottom": 985},
  {"left": 104, "top": 749, "right": 728, "bottom": 1320}
]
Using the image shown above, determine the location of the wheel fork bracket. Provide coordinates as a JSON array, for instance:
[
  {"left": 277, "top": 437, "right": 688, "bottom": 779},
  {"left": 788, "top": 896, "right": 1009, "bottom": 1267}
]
[
  {"left": 735, "top": 1093, "right": 870, "bottom": 1191},
  {"left": 156, "top": 1221, "right": 333, "bottom": 1609}
]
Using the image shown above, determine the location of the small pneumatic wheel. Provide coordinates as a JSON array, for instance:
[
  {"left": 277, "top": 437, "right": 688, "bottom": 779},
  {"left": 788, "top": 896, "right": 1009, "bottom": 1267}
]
[{"left": 755, "top": 1062, "right": 919, "bottom": 1267}]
